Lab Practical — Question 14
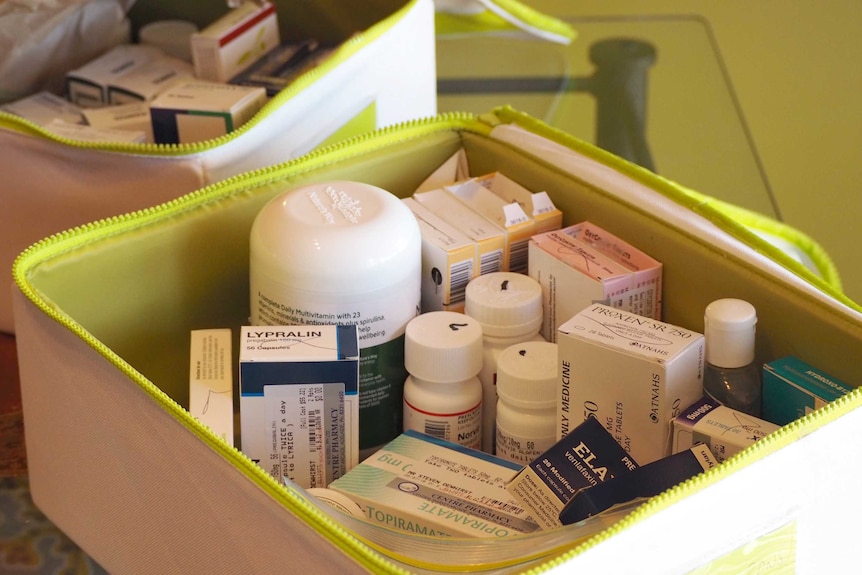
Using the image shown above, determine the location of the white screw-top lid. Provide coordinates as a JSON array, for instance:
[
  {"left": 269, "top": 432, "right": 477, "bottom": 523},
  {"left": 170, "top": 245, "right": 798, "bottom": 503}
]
[
  {"left": 404, "top": 311, "right": 483, "bottom": 383},
  {"left": 704, "top": 298, "right": 757, "bottom": 368},
  {"left": 464, "top": 272, "right": 543, "bottom": 338},
  {"left": 250, "top": 181, "right": 421, "bottom": 294},
  {"left": 496, "top": 341, "right": 558, "bottom": 409}
]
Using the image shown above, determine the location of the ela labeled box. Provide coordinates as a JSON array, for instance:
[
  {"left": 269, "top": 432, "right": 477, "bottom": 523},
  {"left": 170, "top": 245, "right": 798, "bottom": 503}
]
[
  {"left": 403, "top": 197, "right": 477, "bottom": 313},
  {"left": 149, "top": 81, "right": 267, "bottom": 144},
  {"left": 506, "top": 416, "right": 638, "bottom": 530},
  {"left": 189, "top": 329, "right": 234, "bottom": 446},
  {"left": 329, "top": 430, "right": 539, "bottom": 538},
  {"left": 558, "top": 304, "right": 704, "bottom": 465},
  {"left": 239, "top": 325, "right": 359, "bottom": 488},
  {"left": 762, "top": 356, "right": 854, "bottom": 426},
  {"left": 191, "top": 1, "right": 281, "bottom": 82},
  {"left": 529, "top": 222, "right": 662, "bottom": 342},
  {"left": 671, "top": 397, "right": 779, "bottom": 462}
]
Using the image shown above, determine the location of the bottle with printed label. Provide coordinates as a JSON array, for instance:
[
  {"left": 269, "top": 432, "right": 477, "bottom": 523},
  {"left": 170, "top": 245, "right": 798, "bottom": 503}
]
[
  {"left": 703, "top": 298, "right": 761, "bottom": 417},
  {"left": 249, "top": 181, "right": 421, "bottom": 460},
  {"left": 402, "top": 311, "right": 483, "bottom": 450},
  {"left": 495, "top": 341, "right": 558, "bottom": 464},
  {"left": 464, "top": 271, "right": 544, "bottom": 453}
]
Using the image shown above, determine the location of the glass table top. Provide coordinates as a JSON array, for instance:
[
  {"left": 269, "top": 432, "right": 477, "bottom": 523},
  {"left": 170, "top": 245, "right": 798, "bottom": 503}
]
[{"left": 436, "top": 15, "right": 781, "bottom": 220}]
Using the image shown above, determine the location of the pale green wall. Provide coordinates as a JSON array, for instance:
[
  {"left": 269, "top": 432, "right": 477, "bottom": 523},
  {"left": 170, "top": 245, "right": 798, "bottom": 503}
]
[{"left": 530, "top": 1, "right": 862, "bottom": 303}]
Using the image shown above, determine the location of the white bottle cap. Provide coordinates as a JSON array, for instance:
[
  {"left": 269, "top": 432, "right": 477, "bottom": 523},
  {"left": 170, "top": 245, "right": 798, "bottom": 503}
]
[
  {"left": 250, "top": 181, "right": 421, "bottom": 295},
  {"left": 464, "top": 272, "right": 542, "bottom": 338},
  {"left": 496, "top": 341, "right": 558, "bottom": 409},
  {"left": 138, "top": 20, "right": 199, "bottom": 62},
  {"left": 404, "top": 311, "right": 483, "bottom": 383},
  {"left": 704, "top": 298, "right": 757, "bottom": 368}
]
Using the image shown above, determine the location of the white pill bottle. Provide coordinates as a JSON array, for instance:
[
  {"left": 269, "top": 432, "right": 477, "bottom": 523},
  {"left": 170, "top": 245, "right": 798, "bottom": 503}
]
[
  {"left": 249, "top": 181, "right": 421, "bottom": 459},
  {"left": 402, "top": 311, "right": 484, "bottom": 450}
]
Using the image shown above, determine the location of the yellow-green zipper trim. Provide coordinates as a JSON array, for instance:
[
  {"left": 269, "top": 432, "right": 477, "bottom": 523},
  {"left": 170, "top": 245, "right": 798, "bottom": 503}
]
[
  {"left": 12, "top": 110, "right": 486, "bottom": 575},
  {"left": 532, "top": 386, "right": 862, "bottom": 573},
  {"left": 0, "top": 0, "right": 421, "bottom": 157}
]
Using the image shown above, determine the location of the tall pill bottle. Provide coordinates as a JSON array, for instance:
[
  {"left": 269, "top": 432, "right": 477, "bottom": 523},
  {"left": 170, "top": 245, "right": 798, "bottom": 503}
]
[
  {"left": 495, "top": 341, "right": 558, "bottom": 464},
  {"left": 464, "top": 272, "right": 544, "bottom": 453},
  {"left": 249, "top": 181, "right": 421, "bottom": 459},
  {"left": 402, "top": 311, "right": 483, "bottom": 449}
]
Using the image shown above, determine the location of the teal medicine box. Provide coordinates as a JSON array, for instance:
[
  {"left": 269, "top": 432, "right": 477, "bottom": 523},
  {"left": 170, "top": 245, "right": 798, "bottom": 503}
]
[{"left": 762, "top": 356, "right": 853, "bottom": 426}]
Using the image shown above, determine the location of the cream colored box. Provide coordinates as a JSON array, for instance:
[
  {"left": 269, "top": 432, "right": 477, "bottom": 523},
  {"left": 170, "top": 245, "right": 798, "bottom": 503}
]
[
  {"left": 189, "top": 329, "right": 234, "bottom": 446},
  {"left": 529, "top": 222, "right": 663, "bottom": 342},
  {"left": 0, "top": 91, "right": 84, "bottom": 127},
  {"left": 83, "top": 102, "right": 154, "bottom": 143},
  {"left": 149, "top": 81, "right": 267, "bottom": 144},
  {"left": 65, "top": 44, "right": 162, "bottom": 108},
  {"left": 191, "top": 1, "right": 281, "bottom": 82},
  {"left": 45, "top": 119, "right": 147, "bottom": 143},
  {"left": 403, "top": 197, "right": 478, "bottom": 313},
  {"left": 477, "top": 171, "right": 563, "bottom": 235},
  {"left": 558, "top": 304, "right": 705, "bottom": 465},
  {"left": 413, "top": 187, "right": 506, "bottom": 277},
  {"left": 445, "top": 175, "right": 535, "bottom": 274},
  {"left": 107, "top": 56, "right": 194, "bottom": 105}
]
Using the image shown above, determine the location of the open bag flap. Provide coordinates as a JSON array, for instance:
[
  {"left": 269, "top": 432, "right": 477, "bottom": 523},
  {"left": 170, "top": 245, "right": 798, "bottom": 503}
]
[
  {"left": 12, "top": 108, "right": 862, "bottom": 573},
  {"left": 435, "top": 0, "right": 575, "bottom": 44}
]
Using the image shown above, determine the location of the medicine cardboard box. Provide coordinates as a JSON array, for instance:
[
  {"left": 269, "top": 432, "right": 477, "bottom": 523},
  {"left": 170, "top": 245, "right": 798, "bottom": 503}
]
[
  {"left": 107, "top": 56, "right": 194, "bottom": 105},
  {"left": 413, "top": 187, "right": 506, "bottom": 278},
  {"left": 446, "top": 175, "right": 535, "bottom": 274},
  {"left": 403, "top": 197, "right": 478, "bottom": 313},
  {"left": 189, "top": 329, "right": 234, "bottom": 446},
  {"left": 239, "top": 325, "right": 359, "bottom": 488},
  {"left": 149, "top": 81, "right": 267, "bottom": 144},
  {"left": 762, "top": 356, "right": 854, "bottom": 426},
  {"left": 671, "top": 397, "right": 779, "bottom": 462},
  {"left": 83, "top": 102, "right": 154, "bottom": 143},
  {"left": 191, "top": 1, "right": 281, "bottom": 82},
  {"left": 329, "top": 430, "right": 539, "bottom": 538},
  {"left": 506, "top": 416, "right": 639, "bottom": 529},
  {"left": 44, "top": 119, "right": 147, "bottom": 144},
  {"left": 0, "top": 92, "right": 84, "bottom": 127},
  {"left": 65, "top": 44, "right": 162, "bottom": 107},
  {"left": 558, "top": 304, "right": 704, "bottom": 465},
  {"left": 529, "top": 222, "right": 663, "bottom": 342},
  {"left": 475, "top": 171, "right": 563, "bottom": 235}
]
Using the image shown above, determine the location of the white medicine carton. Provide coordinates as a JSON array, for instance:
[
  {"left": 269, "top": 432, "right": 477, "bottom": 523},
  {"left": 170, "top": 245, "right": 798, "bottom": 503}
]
[
  {"left": 239, "top": 325, "right": 359, "bottom": 489},
  {"left": 107, "top": 56, "right": 194, "bottom": 105},
  {"left": 558, "top": 304, "right": 704, "bottom": 465},
  {"left": 529, "top": 222, "right": 662, "bottom": 342},
  {"left": 189, "top": 329, "right": 234, "bottom": 446},
  {"left": 191, "top": 1, "right": 281, "bottom": 82},
  {"left": 65, "top": 44, "right": 163, "bottom": 108},
  {"left": 403, "top": 197, "right": 477, "bottom": 313}
]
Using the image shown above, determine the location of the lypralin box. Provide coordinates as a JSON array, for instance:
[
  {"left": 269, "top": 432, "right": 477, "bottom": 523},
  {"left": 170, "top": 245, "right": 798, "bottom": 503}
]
[
  {"left": 329, "top": 430, "right": 539, "bottom": 538},
  {"left": 240, "top": 325, "right": 359, "bottom": 488},
  {"left": 557, "top": 304, "right": 704, "bottom": 465},
  {"left": 762, "top": 356, "right": 854, "bottom": 426},
  {"left": 529, "top": 222, "right": 662, "bottom": 342}
]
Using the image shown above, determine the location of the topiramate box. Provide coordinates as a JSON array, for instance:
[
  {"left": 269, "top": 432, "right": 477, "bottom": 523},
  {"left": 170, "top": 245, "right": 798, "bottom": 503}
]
[
  {"left": 239, "top": 325, "right": 359, "bottom": 489},
  {"left": 762, "top": 356, "right": 854, "bottom": 426},
  {"left": 558, "top": 304, "right": 704, "bottom": 465},
  {"left": 328, "top": 430, "right": 539, "bottom": 538},
  {"left": 529, "top": 222, "right": 662, "bottom": 342},
  {"left": 149, "top": 81, "right": 267, "bottom": 144},
  {"left": 191, "top": 1, "right": 281, "bottom": 82},
  {"left": 671, "top": 397, "right": 779, "bottom": 462}
]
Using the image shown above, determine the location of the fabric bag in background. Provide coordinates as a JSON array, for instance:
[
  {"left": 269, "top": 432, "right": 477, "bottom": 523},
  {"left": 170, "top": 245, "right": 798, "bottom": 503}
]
[
  {"left": 12, "top": 106, "right": 862, "bottom": 574},
  {"left": 0, "top": 0, "right": 438, "bottom": 334},
  {"left": 0, "top": 0, "right": 575, "bottom": 335}
]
